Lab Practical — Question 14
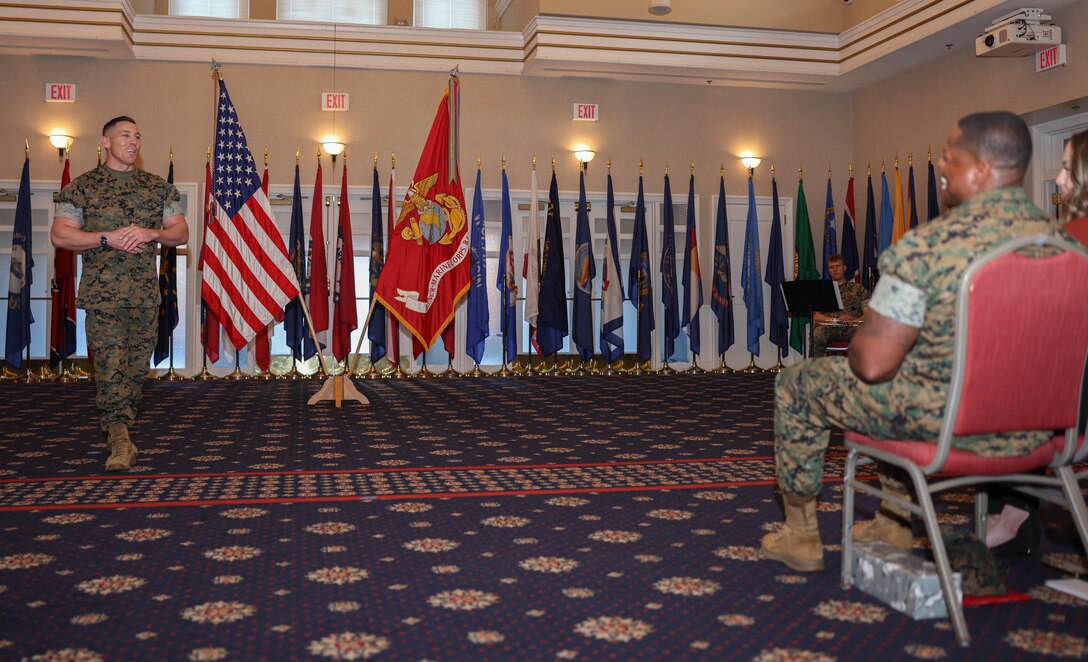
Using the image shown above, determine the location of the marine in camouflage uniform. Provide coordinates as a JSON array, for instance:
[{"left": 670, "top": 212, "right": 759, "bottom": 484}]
[
  {"left": 810, "top": 279, "right": 868, "bottom": 356},
  {"left": 760, "top": 110, "right": 1073, "bottom": 573},
  {"left": 52, "top": 116, "right": 186, "bottom": 472}
]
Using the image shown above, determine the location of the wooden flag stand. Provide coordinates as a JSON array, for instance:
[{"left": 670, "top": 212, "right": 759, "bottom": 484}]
[{"left": 308, "top": 296, "right": 376, "bottom": 408}]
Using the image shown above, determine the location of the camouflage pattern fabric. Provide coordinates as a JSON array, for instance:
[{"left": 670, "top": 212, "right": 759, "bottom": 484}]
[
  {"left": 775, "top": 187, "right": 1072, "bottom": 497},
  {"left": 56, "top": 165, "right": 180, "bottom": 430},
  {"left": 56, "top": 165, "right": 181, "bottom": 309},
  {"left": 85, "top": 306, "right": 157, "bottom": 430},
  {"left": 942, "top": 529, "right": 1008, "bottom": 596},
  {"left": 811, "top": 282, "right": 868, "bottom": 356}
]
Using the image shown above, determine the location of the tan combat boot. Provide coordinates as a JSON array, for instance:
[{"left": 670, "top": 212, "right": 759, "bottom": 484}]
[
  {"left": 105, "top": 423, "right": 137, "bottom": 472},
  {"left": 853, "top": 487, "right": 913, "bottom": 549},
  {"left": 760, "top": 493, "right": 824, "bottom": 572}
]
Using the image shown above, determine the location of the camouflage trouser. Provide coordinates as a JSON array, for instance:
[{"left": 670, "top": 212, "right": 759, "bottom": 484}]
[
  {"left": 774, "top": 357, "right": 1049, "bottom": 497},
  {"left": 811, "top": 324, "right": 858, "bottom": 357},
  {"left": 85, "top": 306, "right": 157, "bottom": 431}
]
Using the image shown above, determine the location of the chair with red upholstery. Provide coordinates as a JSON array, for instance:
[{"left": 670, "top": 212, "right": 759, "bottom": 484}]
[{"left": 839, "top": 234, "right": 1088, "bottom": 647}]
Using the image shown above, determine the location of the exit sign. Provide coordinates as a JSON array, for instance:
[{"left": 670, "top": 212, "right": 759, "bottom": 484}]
[
  {"left": 573, "top": 103, "right": 599, "bottom": 122},
  {"left": 321, "top": 92, "right": 349, "bottom": 111},
  {"left": 1036, "top": 44, "right": 1066, "bottom": 72},
  {"left": 45, "top": 83, "right": 76, "bottom": 103}
]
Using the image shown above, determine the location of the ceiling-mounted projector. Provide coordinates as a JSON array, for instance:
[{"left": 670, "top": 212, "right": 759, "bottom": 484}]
[{"left": 976, "top": 7, "right": 1061, "bottom": 57}]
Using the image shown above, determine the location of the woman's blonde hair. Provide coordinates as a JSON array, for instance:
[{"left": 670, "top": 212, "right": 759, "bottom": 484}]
[{"left": 1064, "top": 131, "right": 1088, "bottom": 221}]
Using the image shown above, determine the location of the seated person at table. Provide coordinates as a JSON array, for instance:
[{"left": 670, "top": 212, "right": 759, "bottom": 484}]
[{"left": 810, "top": 253, "right": 868, "bottom": 356}]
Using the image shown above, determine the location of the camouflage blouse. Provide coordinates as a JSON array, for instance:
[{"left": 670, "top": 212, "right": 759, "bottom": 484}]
[{"left": 56, "top": 165, "right": 181, "bottom": 309}]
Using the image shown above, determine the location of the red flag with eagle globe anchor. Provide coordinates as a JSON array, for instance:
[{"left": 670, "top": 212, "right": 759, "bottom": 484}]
[{"left": 375, "top": 77, "right": 471, "bottom": 350}]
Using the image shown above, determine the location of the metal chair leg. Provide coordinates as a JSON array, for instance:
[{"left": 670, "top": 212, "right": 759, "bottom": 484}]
[
  {"left": 910, "top": 467, "right": 970, "bottom": 647},
  {"left": 841, "top": 449, "right": 858, "bottom": 589}
]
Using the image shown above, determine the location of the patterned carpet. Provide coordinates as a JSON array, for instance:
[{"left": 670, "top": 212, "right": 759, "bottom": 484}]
[{"left": 1, "top": 374, "right": 1086, "bottom": 661}]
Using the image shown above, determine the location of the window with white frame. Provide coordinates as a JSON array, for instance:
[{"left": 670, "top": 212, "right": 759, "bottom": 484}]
[
  {"left": 414, "top": 0, "right": 485, "bottom": 29},
  {"left": 278, "top": 0, "right": 388, "bottom": 25},
  {"left": 168, "top": 0, "right": 249, "bottom": 19}
]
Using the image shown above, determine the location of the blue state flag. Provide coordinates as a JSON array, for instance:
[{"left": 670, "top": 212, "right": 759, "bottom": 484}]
[
  {"left": 367, "top": 165, "right": 387, "bottom": 361},
  {"left": 878, "top": 169, "right": 893, "bottom": 255},
  {"left": 537, "top": 170, "right": 568, "bottom": 357},
  {"left": 599, "top": 173, "right": 624, "bottom": 364},
  {"left": 5, "top": 156, "right": 33, "bottom": 368},
  {"left": 660, "top": 173, "right": 679, "bottom": 360},
  {"left": 741, "top": 176, "right": 764, "bottom": 356},
  {"left": 821, "top": 177, "right": 837, "bottom": 279},
  {"left": 284, "top": 163, "right": 316, "bottom": 361},
  {"left": 681, "top": 173, "right": 702, "bottom": 358},
  {"left": 627, "top": 175, "right": 654, "bottom": 363},
  {"left": 153, "top": 161, "right": 179, "bottom": 366},
  {"left": 571, "top": 170, "right": 595, "bottom": 363},
  {"left": 465, "top": 168, "right": 489, "bottom": 364},
  {"left": 862, "top": 174, "right": 879, "bottom": 291},
  {"left": 710, "top": 175, "right": 734, "bottom": 356},
  {"left": 497, "top": 169, "right": 518, "bottom": 365},
  {"left": 765, "top": 177, "right": 788, "bottom": 358}
]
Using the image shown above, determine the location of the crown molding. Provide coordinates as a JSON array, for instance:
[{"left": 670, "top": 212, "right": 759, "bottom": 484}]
[{"left": 0, "top": 0, "right": 1075, "bottom": 90}]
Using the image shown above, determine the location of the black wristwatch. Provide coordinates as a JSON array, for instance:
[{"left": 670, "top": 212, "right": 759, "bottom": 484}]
[{"left": 100, "top": 234, "right": 109, "bottom": 248}]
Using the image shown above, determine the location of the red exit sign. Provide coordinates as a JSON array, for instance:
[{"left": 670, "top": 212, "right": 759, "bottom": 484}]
[
  {"left": 573, "top": 103, "right": 599, "bottom": 122},
  {"left": 1036, "top": 44, "right": 1066, "bottom": 72},
  {"left": 45, "top": 83, "right": 77, "bottom": 103},
  {"left": 321, "top": 92, "right": 349, "bottom": 111}
]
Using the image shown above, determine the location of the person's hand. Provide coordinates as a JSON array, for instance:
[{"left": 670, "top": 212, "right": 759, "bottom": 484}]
[
  {"left": 839, "top": 314, "right": 855, "bottom": 322},
  {"left": 111, "top": 224, "right": 156, "bottom": 254}
]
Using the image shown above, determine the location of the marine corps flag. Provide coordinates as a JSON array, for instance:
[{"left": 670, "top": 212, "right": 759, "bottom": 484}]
[{"left": 374, "top": 75, "right": 471, "bottom": 349}]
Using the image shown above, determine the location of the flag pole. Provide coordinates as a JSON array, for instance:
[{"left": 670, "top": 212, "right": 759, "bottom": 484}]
[{"left": 195, "top": 69, "right": 222, "bottom": 381}]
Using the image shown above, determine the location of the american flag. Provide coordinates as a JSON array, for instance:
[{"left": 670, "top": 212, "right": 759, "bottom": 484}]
[{"left": 201, "top": 77, "right": 299, "bottom": 351}]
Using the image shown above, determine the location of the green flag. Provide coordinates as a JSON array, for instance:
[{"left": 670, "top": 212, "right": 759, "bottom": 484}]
[{"left": 789, "top": 178, "right": 820, "bottom": 354}]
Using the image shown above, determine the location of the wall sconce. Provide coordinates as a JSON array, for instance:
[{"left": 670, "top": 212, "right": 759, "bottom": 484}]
[
  {"left": 322, "top": 140, "right": 345, "bottom": 157},
  {"left": 49, "top": 133, "right": 74, "bottom": 159},
  {"left": 740, "top": 155, "right": 762, "bottom": 171},
  {"left": 573, "top": 147, "right": 596, "bottom": 169}
]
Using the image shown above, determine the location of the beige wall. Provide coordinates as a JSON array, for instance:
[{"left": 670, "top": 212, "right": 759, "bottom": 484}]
[
  {"left": 540, "top": 0, "right": 844, "bottom": 33},
  {"left": 496, "top": 0, "right": 540, "bottom": 32},
  {"left": 2, "top": 56, "right": 851, "bottom": 228},
  {"left": 843, "top": 0, "right": 898, "bottom": 30},
  {"left": 851, "top": 0, "right": 1088, "bottom": 214}
]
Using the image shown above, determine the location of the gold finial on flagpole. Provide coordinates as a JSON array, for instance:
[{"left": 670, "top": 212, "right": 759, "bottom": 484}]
[
  {"left": 97, "top": 143, "right": 102, "bottom": 165},
  {"left": 207, "top": 146, "right": 211, "bottom": 163},
  {"left": 639, "top": 158, "right": 644, "bottom": 176},
  {"left": 690, "top": 160, "right": 694, "bottom": 175},
  {"left": 720, "top": 163, "right": 725, "bottom": 178},
  {"left": 374, "top": 151, "right": 378, "bottom": 167},
  {"left": 551, "top": 156, "right": 555, "bottom": 171},
  {"left": 607, "top": 156, "right": 612, "bottom": 174},
  {"left": 828, "top": 165, "right": 831, "bottom": 179},
  {"left": 264, "top": 147, "right": 268, "bottom": 167},
  {"left": 477, "top": 154, "right": 481, "bottom": 170},
  {"left": 868, "top": 162, "right": 872, "bottom": 176},
  {"left": 665, "top": 161, "right": 669, "bottom": 175},
  {"left": 895, "top": 153, "right": 899, "bottom": 169},
  {"left": 296, "top": 148, "right": 301, "bottom": 164},
  {"left": 502, "top": 154, "right": 506, "bottom": 170},
  {"left": 908, "top": 152, "right": 913, "bottom": 167},
  {"left": 532, "top": 154, "right": 537, "bottom": 171},
  {"left": 882, "top": 159, "right": 886, "bottom": 173},
  {"left": 928, "top": 146, "right": 932, "bottom": 163},
  {"left": 771, "top": 163, "right": 776, "bottom": 177},
  {"left": 25, "top": 139, "right": 30, "bottom": 158},
  {"left": 798, "top": 164, "right": 803, "bottom": 179},
  {"left": 316, "top": 146, "right": 321, "bottom": 165},
  {"left": 849, "top": 163, "right": 853, "bottom": 176},
  {"left": 169, "top": 146, "right": 174, "bottom": 162},
  {"left": 392, "top": 152, "right": 396, "bottom": 169}
]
